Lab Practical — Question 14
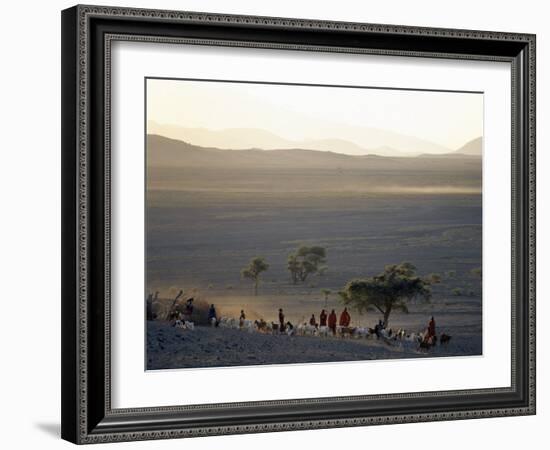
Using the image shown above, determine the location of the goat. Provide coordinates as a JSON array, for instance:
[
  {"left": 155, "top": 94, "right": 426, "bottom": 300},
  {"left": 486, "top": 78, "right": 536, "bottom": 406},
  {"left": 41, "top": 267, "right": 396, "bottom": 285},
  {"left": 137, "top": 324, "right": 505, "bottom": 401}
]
[
  {"left": 286, "top": 322, "right": 295, "bottom": 336},
  {"left": 317, "top": 325, "right": 329, "bottom": 337},
  {"left": 394, "top": 329, "right": 406, "bottom": 340},
  {"left": 241, "top": 319, "right": 255, "bottom": 333},
  {"left": 296, "top": 323, "right": 316, "bottom": 336},
  {"left": 353, "top": 327, "right": 370, "bottom": 339},
  {"left": 377, "top": 328, "right": 395, "bottom": 345},
  {"left": 219, "top": 317, "right": 238, "bottom": 329},
  {"left": 418, "top": 333, "right": 436, "bottom": 350},
  {"left": 254, "top": 319, "right": 268, "bottom": 333},
  {"left": 174, "top": 320, "right": 194, "bottom": 330},
  {"left": 339, "top": 326, "right": 355, "bottom": 338}
]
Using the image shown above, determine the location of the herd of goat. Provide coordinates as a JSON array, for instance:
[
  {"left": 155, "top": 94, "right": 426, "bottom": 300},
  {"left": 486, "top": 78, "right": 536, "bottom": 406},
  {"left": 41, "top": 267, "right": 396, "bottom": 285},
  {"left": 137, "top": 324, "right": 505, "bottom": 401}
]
[{"left": 173, "top": 316, "right": 452, "bottom": 350}]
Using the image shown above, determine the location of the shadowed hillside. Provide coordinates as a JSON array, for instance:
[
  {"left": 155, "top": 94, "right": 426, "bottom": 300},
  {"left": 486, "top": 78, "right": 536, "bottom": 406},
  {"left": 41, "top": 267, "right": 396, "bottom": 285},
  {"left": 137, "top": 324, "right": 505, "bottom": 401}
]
[
  {"left": 146, "top": 134, "right": 482, "bottom": 194},
  {"left": 147, "top": 122, "right": 453, "bottom": 156}
]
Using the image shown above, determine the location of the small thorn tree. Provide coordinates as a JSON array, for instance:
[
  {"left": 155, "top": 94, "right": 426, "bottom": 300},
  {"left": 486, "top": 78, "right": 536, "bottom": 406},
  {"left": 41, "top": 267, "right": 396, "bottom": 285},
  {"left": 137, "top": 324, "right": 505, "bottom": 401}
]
[
  {"left": 287, "top": 245, "right": 327, "bottom": 284},
  {"left": 241, "top": 257, "right": 269, "bottom": 296},
  {"left": 339, "top": 262, "right": 431, "bottom": 326}
]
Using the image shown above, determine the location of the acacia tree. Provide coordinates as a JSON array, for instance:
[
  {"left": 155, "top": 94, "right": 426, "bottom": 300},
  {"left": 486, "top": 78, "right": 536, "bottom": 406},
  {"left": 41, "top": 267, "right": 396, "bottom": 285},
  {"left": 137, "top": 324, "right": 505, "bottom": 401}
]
[
  {"left": 339, "top": 262, "right": 431, "bottom": 326},
  {"left": 287, "top": 245, "right": 327, "bottom": 284},
  {"left": 241, "top": 257, "right": 269, "bottom": 296}
]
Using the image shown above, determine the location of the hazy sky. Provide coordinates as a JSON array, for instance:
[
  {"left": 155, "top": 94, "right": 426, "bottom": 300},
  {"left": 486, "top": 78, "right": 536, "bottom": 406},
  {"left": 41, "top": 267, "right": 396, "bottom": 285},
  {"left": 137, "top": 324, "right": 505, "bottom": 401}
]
[{"left": 146, "top": 78, "right": 483, "bottom": 153}]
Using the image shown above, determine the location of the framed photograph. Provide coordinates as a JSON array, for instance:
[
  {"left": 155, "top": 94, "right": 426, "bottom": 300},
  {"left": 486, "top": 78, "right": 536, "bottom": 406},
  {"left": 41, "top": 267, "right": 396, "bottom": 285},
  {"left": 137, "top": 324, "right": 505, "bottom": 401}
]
[{"left": 61, "top": 5, "right": 536, "bottom": 444}]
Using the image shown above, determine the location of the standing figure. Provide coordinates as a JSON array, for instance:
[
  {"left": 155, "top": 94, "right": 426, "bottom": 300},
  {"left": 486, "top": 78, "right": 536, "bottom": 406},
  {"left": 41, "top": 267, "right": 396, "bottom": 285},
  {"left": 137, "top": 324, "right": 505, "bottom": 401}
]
[
  {"left": 184, "top": 298, "right": 194, "bottom": 321},
  {"left": 328, "top": 309, "right": 337, "bottom": 335},
  {"left": 309, "top": 314, "right": 317, "bottom": 327},
  {"left": 239, "top": 309, "right": 246, "bottom": 328},
  {"left": 208, "top": 304, "right": 217, "bottom": 326},
  {"left": 319, "top": 309, "right": 327, "bottom": 327},
  {"left": 425, "top": 316, "right": 436, "bottom": 345},
  {"left": 146, "top": 294, "right": 154, "bottom": 321},
  {"left": 278, "top": 308, "right": 285, "bottom": 333},
  {"left": 339, "top": 307, "right": 351, "bottom": 327}
]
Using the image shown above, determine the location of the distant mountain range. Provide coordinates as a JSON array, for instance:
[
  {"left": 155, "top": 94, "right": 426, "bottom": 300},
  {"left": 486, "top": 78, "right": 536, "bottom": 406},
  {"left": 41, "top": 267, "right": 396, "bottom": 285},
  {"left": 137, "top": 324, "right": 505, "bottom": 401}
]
[
  {"left": 454, "top": 137, "right": 482, "bottom": 155},
  {"left": 417, "top": 137, "right": 482, "bottom": 158},
  {"left": 147, "top": 121, "right": 474, "bottom": 158},
  {"left": 147, "top": 134, "right": 481, "bottom": 172}
]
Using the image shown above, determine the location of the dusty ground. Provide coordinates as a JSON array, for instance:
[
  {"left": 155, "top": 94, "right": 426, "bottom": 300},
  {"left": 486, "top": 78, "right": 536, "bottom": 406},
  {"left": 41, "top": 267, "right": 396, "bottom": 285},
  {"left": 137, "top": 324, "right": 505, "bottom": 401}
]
[
  {"left": 147, "top": 321, "right": 481, "bottom": 370},
  {"left": 146, "top": 144, "right": 483, "bottom": 370}
]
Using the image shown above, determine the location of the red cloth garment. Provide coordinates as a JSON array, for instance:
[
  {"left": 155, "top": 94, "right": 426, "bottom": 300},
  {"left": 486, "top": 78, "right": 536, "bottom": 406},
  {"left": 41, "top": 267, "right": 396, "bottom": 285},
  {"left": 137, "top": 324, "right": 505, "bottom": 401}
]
[
  {"left": 339, "top": 310, "right": 351, "bottom": 327},
  {"left": 320, "top": 311, "right": 327, "bottom": 327},
  {"left": 428, "top": 318, "right": 436, "bottom": 337},
  {"left": 328, "top": 312, "right": 337, "bottom": 329}
]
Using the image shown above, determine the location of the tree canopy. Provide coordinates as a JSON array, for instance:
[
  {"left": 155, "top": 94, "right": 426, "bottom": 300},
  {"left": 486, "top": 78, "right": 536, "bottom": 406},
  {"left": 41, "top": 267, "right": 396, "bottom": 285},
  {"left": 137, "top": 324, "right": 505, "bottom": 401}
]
[
  {"left": 339, "top": 262, "right": 431, "bottom": 326},
  {"left": 241, "top": 257, "right": 269, "bottom": 296},
  {"left": 287, "top": 245, "right": 327, "bottom": 284}
]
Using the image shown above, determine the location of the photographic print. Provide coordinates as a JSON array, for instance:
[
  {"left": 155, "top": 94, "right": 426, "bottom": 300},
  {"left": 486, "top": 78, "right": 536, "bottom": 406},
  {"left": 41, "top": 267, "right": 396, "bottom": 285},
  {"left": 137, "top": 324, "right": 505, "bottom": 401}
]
[
  {"left": 61, "top": 8, "right": 536, "bottom": 441},
  {"left": 145, "top": 78, "right": 483, "bottom": 370}
]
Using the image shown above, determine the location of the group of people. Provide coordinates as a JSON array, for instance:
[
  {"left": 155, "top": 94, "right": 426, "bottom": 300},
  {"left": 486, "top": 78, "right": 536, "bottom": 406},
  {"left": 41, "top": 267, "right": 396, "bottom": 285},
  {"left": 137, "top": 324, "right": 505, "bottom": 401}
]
[
  {"left": 168, "top": 298, "right": 194, "bottom": 323},
  {"left": 207, "top": 303, "right": 438, "bottom": 345},
  {"left": 306, "top": 307, "right": 351, "bottom": 335},
  {"left": 206, "top": 305, "right": 353, "bottom": 335}
]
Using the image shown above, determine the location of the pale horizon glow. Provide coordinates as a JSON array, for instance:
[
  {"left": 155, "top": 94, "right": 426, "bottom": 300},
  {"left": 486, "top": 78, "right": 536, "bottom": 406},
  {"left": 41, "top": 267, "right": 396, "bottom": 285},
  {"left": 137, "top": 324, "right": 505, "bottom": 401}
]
[{"left": 146, "top": 78, "right": 484, "bottom": 154}]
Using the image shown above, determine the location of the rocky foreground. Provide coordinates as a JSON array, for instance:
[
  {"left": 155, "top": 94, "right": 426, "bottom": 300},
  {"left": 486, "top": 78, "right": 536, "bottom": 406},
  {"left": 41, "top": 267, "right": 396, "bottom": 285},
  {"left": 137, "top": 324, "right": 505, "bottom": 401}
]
[{"left": 147, "top": 321, "right": 481, "bottom": 370}]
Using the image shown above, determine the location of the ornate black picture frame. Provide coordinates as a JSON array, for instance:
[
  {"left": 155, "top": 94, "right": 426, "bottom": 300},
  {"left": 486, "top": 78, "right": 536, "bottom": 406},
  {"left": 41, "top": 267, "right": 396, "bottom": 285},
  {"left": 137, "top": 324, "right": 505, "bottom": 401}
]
[{"left": 61, "top": 4, "right": 536, "bottom": 444}]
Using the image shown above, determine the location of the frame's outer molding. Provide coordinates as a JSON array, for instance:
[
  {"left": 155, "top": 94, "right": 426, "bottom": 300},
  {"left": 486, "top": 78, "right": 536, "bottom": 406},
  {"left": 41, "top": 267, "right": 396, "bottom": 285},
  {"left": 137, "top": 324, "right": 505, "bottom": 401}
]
[
  {"left": 61, "top": 4, "right": 536, "bottom": 444},
  {"left": 61, "top": 5, "right": 80, "bottom": 444}
]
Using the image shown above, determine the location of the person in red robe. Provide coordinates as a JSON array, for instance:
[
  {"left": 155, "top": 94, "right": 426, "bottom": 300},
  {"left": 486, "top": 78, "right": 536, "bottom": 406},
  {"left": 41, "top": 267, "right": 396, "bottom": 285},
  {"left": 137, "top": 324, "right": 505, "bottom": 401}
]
[
  {"left": 319, "top": 309, "right": 327, "bottom": 327},
  {"left": 421, "top": 316, "right": 437, "bottom": 346},
  {"left": 328, "top": 309, "right": 337, "bottom": 335},
  {"left": 339, "top": 308, "right": 351, "bottom": 327},
  {"left": 427, "top": 316, "right": 436, "bottom": 339}
]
